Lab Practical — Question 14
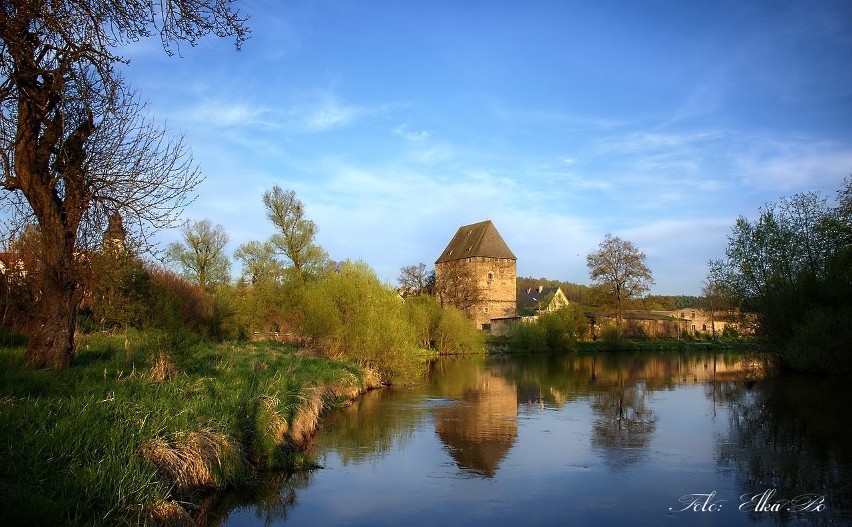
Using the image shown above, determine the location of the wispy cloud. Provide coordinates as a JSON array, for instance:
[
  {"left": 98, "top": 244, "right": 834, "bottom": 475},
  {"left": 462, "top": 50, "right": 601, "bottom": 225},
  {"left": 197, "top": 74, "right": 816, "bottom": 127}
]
[
  {"left": 734, "top": 139, "right": 852, "bottom": 192},
  {"left": 178, "top": 100, "right": 279, "bottom": 128},
  {"left": 393, "top": 123, "right": 430, "bottom": 142},
  {"left": 300, "top": 94, "right": 363, "bottom": 132},
  {"left": 176, "top": 90, "right": 380, "bottom": 134}
]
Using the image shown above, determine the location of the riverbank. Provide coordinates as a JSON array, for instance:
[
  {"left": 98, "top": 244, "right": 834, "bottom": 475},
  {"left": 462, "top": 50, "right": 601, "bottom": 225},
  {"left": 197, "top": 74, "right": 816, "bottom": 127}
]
[
  {"left": 0, "top": 331, "right": 379, "bottom": 526},
  {"left": 488, "top": 334, "right": 755, "bottom": 354}
]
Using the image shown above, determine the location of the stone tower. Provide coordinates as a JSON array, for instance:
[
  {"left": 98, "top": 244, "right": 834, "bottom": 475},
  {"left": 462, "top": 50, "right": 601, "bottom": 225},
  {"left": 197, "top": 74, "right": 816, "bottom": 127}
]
[{"left": 435, "top": 220, "right": 517, "bottom": 329}]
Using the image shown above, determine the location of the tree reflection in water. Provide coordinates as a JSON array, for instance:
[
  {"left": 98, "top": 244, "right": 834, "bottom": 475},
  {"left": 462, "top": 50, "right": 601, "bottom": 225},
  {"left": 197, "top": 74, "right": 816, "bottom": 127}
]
[
  {"left": 198, "top": 471, "right": 313, "bottom": 527},
  {"left": 201, "top": 351, "right": 852, "bottom": 526},
  {"left": 590, "top": 375, "right": 656, "bottom": 469},
  {"left": 716, "top": 376, "right": 852, "bottom": 525},
  {"left": 316, "top": 387, "right": 427, "bottom": 465}
]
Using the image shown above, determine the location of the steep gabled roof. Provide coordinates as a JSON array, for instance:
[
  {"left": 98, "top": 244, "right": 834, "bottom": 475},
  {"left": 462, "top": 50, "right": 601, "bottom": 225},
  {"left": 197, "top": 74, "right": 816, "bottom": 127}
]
[
  {"left": 436, "top": 220, "right": 516, "bottom": 264},
  {"left": 518, "top": 286, "right": 560, "bottom": 309}
]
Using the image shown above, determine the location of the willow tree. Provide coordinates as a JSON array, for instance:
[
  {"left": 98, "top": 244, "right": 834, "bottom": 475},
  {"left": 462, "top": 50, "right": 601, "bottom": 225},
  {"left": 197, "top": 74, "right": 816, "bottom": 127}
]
[
  {"left": 0, "top": 1, "right": 248, "bottom": 369},
  {"left": 263, "top": 186, "right": 328, "bottom": 281},
  {"left": 166, "top": 219, "right": 231, "bottom": 291}
]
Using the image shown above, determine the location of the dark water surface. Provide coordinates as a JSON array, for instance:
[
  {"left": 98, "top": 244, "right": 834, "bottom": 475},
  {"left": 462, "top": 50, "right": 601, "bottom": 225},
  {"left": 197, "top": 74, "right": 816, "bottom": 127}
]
[{"left": 216, "top": 352, "right": 852, "bottom": 526}]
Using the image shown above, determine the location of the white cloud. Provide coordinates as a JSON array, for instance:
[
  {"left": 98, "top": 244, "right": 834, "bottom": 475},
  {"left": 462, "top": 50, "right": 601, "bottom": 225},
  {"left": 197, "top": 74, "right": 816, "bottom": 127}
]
[
  {"left": 178, "top": 100, "right": 280, "bottom": 128},
  {"left": 302, "top": 95, "right": 362, "bottom": 131},
  {"left": 393, "top": 124, "right": 430, "bottom": 142},
  {"left": 735, "top": 140, "right": 852, "bottom": 192}
]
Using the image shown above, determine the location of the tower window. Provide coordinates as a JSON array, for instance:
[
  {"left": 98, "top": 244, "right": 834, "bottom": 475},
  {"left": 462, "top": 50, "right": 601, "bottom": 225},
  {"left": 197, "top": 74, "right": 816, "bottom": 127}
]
[{"left": 487, "top": 272, "right": 493, "bottom": 280}]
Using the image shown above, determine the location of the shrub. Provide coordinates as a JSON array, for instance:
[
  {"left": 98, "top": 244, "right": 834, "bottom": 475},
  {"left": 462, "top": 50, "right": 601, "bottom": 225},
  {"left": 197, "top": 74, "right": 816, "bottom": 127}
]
[
  {"left": 435, "top": 305, "right": 485, "bottom": 354},
  {"left": 299, "top": 261, "right": 422, "bottom": 383},
  {"left": 600, "top": 324, "right": 627, "bottom": 349},
  {"left": 508, "top": 321, "right": 547, "bottom": 353}
]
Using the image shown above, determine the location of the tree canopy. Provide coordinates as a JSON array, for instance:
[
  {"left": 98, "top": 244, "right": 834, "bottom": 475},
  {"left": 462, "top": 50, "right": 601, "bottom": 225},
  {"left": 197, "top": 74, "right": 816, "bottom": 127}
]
[
  {"left": 713, "top": 177, "right": 852, "bottom": 373},
  {"left": 263, "top": 186, "right": 328, "bottom": 280},
  {"left": 166, "top": 219, "right": 231, "bottom": 291},
  {"left": 586, "top": 234, "right": 654, "bottom": 330}
]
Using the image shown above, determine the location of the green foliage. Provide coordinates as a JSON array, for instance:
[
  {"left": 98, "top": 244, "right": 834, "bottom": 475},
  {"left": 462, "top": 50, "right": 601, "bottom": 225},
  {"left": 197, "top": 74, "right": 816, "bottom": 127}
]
[
  {"left": 299, "top": 261, "right": 422, "bottom": 383},
  {"left": 508, "top": 321, "right": 548, "bottom": 353},
  {"left": 83, "top": 249, "right": 151, "bottom": 329},
  {"left": 508, "top": 306, "right": 587, "bottom": 353},
  {"left": 0, "top": 335, "right": 366, "bottom": 526},
  {"left": 263, "top": 186, "right": 328, "bottom": 280},
  {"left": 404, "top": 295, "right": 484, "bottom": 354},
  {"left": 435, "top": 305, "right": 485, "bottom": 354},
  {"left": 716, "top": 177, "right": 852, "bottom": 373},
  {"left": 166, "top": 219, "right": 231, "bottom": 291},
  {"left": 600, "top": 324, "right": 627, "bottom": 349}
]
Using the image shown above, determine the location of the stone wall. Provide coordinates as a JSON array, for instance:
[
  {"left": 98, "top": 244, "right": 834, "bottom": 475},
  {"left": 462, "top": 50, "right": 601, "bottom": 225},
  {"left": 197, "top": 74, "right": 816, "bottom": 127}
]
[{"left": 436, "top": 256, "right": 517, "bottom": 329}]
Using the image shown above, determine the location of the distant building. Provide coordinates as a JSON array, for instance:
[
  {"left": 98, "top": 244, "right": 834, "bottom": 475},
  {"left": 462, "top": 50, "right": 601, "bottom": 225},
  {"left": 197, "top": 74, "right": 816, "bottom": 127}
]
[
  {"left": 517, "top": 285, "right": 570, "bottom": 315},
  {"left": 435, "top": 220, "right": 517, "bottom": 329}
]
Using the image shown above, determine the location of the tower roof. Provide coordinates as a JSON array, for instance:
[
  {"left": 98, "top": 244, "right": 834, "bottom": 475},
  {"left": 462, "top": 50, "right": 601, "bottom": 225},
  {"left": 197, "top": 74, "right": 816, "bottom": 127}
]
[{"left": 436, "top": 220, "right": 516, "bottom": 264}]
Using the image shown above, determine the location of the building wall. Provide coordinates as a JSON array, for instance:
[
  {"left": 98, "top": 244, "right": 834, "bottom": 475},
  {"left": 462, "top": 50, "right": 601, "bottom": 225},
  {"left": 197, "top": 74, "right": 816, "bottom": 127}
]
[{"left": 436, "top": 256, "right": 517, "bottom": 329}]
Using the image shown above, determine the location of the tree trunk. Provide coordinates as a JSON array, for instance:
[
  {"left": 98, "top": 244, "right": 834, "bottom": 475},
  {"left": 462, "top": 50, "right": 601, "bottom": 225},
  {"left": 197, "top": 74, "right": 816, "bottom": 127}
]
[{"left": 24, "top": 271, "right": 80, "bottom": 370}]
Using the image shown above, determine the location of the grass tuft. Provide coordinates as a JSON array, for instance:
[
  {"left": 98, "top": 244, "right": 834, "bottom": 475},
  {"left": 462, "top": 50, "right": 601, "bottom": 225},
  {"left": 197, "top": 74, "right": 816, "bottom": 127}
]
[{"left": 0, "top": 332, "right": 377, "bottom": 526}]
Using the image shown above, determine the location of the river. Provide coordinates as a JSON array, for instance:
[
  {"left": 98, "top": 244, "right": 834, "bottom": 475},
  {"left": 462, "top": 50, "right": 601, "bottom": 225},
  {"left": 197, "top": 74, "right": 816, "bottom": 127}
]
[{"left": 210, "top": 352, "right": 852, "bottom": 526}]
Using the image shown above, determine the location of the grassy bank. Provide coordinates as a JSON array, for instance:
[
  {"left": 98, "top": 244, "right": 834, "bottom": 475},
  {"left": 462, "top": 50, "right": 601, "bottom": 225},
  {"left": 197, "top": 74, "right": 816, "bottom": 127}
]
[{"left": 0, "top": 331, "right": 378, "bottom": 526}]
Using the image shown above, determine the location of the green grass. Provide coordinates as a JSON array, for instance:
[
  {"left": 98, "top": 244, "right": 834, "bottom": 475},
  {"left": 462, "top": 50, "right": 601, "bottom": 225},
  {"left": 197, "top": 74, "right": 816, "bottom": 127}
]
[{"left": 0, "top": 331, "right": 371, "bottom": 526}]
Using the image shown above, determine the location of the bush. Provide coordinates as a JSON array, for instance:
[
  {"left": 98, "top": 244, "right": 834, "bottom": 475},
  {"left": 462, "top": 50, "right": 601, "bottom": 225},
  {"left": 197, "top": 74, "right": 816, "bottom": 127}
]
[
  {"left": 404, "top": 295, "right": 484, "bottom": 354},
  {"left": 508, "top": 321, "right": 547, "bottom": 353},
  {"left": 299, "top": 261, "right": 422, "bottom": 383},
  {"left": 779, "top": 306, "right": 852, "bottom": 374},
  {"left": 435, "top": 306, "right": 485, "bottom": 354},
  {"left": 509, "top": 306, "right": 588, "bottom": 353},
  {"left": 600, "top": 324, "right": 627, "bottom": 349}
]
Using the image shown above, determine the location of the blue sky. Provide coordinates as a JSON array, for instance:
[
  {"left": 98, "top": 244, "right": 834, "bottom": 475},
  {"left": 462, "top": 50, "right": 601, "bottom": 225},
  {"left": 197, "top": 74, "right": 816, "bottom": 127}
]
[{"left": 122, "top": 0, "right": 852, "bottom": 294}]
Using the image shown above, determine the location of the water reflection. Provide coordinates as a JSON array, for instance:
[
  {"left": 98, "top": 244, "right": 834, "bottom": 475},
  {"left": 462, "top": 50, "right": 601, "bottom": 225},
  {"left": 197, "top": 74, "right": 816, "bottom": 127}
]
[
  {"left": 716, "top": 376, "right": 852, "bottom": 525},
  {"left": 590, "top": 375, "right": 656, "bottom": 468},
  {"left": 210, "top": 351, "right": 851, "bottom": 526},
  {"left": 317, "top": 387, "right": 427, "bottom": 466},
  {"left": 199, "top": 471, "right": 312, "bottom": 527},
  {"left": 434, "top": 367, "right": 517, "bottom": 477}
]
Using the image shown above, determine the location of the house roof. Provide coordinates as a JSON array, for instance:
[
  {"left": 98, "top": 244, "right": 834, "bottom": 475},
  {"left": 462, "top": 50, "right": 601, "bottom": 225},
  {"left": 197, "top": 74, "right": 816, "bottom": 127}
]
[
  {"left": 518, "top": 286, "right": 561, "bottom": 309},
  {"left": 435, "top": 220, "right": 516, "bottom": 264}
]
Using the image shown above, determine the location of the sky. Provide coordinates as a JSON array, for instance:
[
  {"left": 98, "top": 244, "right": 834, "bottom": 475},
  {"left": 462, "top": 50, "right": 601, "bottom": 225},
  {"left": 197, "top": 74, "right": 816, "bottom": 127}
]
[{"left": 120, "top": 0, "right": 852, "bottom": 295}]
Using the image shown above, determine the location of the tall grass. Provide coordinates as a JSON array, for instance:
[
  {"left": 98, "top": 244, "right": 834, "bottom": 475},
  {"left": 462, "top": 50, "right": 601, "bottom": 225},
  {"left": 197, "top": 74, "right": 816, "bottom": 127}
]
[{"left": 0, "top": 331, "right": 374, "bottom": 526}]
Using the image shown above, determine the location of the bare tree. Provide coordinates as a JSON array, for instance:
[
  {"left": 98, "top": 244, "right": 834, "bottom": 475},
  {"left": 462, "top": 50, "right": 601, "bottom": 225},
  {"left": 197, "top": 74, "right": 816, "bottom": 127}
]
[
  {"left": 166, "top": 219, "right": 230, "bottom": 291},
  {"left": 0, "top": 1, "right": 247, "bottom": 368},
  {"left": 434, "top": 262, "right": 484, "bottom": 320},
  {"left": 263, "top": 186, "right": 327, "bottom": 281},
  {"left": 397, "top": 262, "right": 435, "bottom": 297},
  {"left": 586, "top": 234, "right": 654, "bottom": 332}
]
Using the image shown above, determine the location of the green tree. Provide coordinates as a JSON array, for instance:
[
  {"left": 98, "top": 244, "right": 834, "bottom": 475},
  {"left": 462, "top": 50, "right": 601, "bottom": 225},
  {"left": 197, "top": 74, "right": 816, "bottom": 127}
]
[
  {"left": 299, "top": 261, "right": 421, "bottom": 383},
  {"left": 234, "top": 240, "right": 282, "bottom": 286},
  {"left": 84, "top": 214, "right": 151, "bottom": 329},
  {"left": 716, "top": 179, "right": 852, "bottom": 372},
  {"left": 0, "top": 1, "right": 247, "bottom": 369},
  {"left": 166, "top": 219, "right": 231, "bottom": 291},
  {"left": 586, "top": 234, "right": 654, "bottom": 332},
  {"left": 263, "top": 186, "right": 328, "bottom": 281}
]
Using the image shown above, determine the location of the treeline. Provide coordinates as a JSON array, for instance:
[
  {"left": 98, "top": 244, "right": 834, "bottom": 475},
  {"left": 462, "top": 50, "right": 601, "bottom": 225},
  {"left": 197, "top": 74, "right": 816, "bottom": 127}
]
[
  {"left": 712, "top": 177, "right": 852, "bottom": 374},
  {"left": 0, "top": 187, "right": 484, "bottom": 383},
  {"left": 516, "top": 277, "right": 702, "bottom": 310}
]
